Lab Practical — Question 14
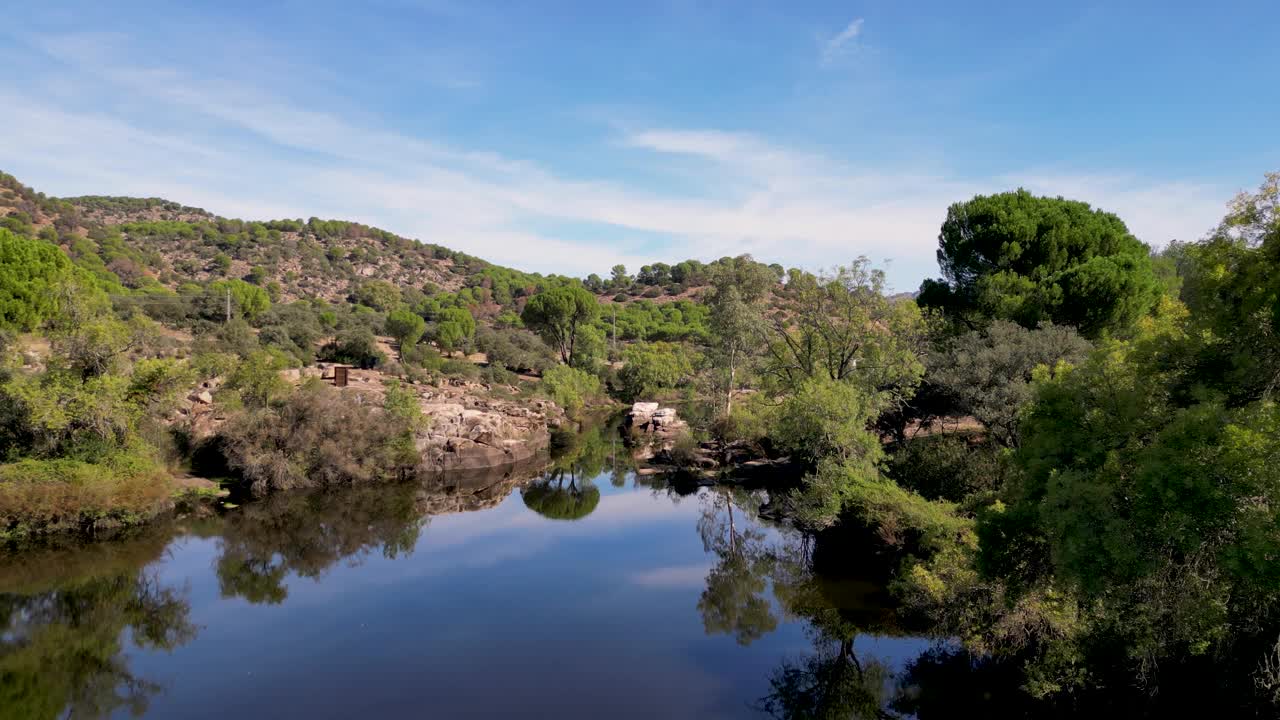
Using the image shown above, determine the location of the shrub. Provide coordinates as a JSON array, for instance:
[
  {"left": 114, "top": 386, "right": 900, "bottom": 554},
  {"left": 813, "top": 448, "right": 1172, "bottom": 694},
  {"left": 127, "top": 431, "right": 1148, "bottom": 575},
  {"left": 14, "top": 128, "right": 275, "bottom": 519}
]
[
  {"left": 0, "top": 450, "right": 173, "bottom": 538},
  {"left": 710, "top": 395, "right": 771, "bottom": 446},
  {"left": 616, "top": 341, "right": 696, "bottom": 402},
  {"left": 218, "top": 382, "right": 411, "bottom": 495},
  {"left": 317, "top": 328, "right": 385, "bottom": 369},
  {"left": 773, "top": 378, "right": 884, "bottom": 467},
  {"left": 351, "top": 280, "right": 401, "bottom": 311},
  {"left": 225, "top": 350, "right": 290, "bottom": 407},
  {"left": 438, "top": 359, "right": 481, "bottom": 379},
  {"left": 400, "top": 343, "right": 444, "bottom": 371},
  {"left": 541, "top": 365, "right": 602, "bottom": 414},
  {"left": 481, "top": 364, "right": 516, "bottom": 386},
  {"left": 475, "top": 326, "right": 556, "bottom": 373}
]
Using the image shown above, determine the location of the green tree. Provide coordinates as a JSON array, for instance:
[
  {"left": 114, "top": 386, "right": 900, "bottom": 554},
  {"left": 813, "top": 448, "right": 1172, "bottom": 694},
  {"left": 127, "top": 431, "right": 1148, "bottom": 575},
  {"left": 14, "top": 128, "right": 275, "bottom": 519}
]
[
  {"left": 1180, "top": 172, "right": 1280, "bottom": 402},
  {"left": 317, "top": 327, "right": 385, "bottom": 369},
  {"left": 918, "top": 190, "right": 1160, "bottom": 337},
  {"left": 706, "top": 255, "right": 774, "bottom": 415},
  {"left": 610, "top": 264, "right": 631, "bottom": 290},
  {"left": 766, "top": 259, "right": 927, "bottom": 408},
  {"left": 210, "top": 279, "right": 271, "bottom": 323},
  {"left": 0, "top": 228, "right": 87, "bottom": 331},
  {"left": 351, "top": 280, "right": 401, "bottom": 312},
  {"left": 521, "top": 286, "right": 600, "bottom": 364},
  {"left": 617, "top": 341, "right": 696, "bottom": 402},
  {"left": 773, "top": 379, "right": 885, "bottom": 469},
  {"left": 385, "top": 308, "right": 426, "bottom": 358},
  {"left": 928, "top": 321, "right": 1091, "bottom": 446},
  {"left": 433, "top": 307, "right": 475, "bottom": 355},
  {"left": 226, "top": 350, "right": 290, "bottom": 407},
  {"left": 541, "top": 364, "right": 602, "bottom": 415}
]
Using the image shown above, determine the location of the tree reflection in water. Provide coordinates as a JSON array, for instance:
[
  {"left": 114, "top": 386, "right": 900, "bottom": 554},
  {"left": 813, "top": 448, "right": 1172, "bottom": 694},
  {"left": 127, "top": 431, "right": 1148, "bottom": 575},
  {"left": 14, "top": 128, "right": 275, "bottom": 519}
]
[
  {"left": 0, "top": 530, "right": 196, "bottom": 720},
  {"left": 520, "top": 420, "right": 633, "bottom": 522},
  {"left": 697, "top": 486, "right": 777, "bottom": 645},
  {"left": 216, "top": 464, "right": 545, "bottom": 603},
  {"left": 521, "top": 471, "right": 601, "bottom": 521},
  {"left": 692, "top": 485, "right": 1280, "bottom": 718},
  {"left": 693, "top": 486, "right": 901, "bottom": 718}
]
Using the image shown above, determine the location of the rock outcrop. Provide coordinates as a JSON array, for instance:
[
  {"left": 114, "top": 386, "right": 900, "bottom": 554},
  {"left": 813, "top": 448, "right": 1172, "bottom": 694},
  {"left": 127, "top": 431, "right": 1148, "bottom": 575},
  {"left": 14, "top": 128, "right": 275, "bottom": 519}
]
[
  {"left": 624, "top": 402, "right": 687, "bottom": 438},
  {"left": 416, "top": 396, "right": 560, "bottom": 473},
  {"left": 318, "top": 369, "right": 565, "bottom": 473},
  {"left": 170, "top": 364, "right": 565, "bottom": 475}
]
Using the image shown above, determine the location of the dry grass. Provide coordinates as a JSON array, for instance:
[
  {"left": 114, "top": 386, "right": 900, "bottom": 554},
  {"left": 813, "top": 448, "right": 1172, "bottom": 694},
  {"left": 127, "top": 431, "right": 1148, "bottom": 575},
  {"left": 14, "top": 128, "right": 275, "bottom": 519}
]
[{"left": 0, "top": 455, "right": 174, "bottom": 538}]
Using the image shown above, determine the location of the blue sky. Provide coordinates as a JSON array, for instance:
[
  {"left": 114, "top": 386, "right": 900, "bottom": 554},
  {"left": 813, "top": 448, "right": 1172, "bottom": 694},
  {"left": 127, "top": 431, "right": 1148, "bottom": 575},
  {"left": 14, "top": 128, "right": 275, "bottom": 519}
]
[{"left": 2, "top": 1, "right": 1277, "bottom": 290}]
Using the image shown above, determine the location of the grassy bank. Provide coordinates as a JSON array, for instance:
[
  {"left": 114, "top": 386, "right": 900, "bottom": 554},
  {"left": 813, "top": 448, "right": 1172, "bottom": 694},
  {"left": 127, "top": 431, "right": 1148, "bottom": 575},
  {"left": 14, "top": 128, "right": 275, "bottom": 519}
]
[{"left": 0, "top": 452, "right": 176, "bottom": 539}]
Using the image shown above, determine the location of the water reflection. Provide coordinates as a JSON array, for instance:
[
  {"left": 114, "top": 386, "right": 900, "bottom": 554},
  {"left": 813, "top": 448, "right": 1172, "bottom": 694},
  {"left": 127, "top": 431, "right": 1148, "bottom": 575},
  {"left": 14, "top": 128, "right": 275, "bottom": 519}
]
[
  {"left": 697, "top": 487, "right": 778, "bottom": 645},
  {"left": 0, "top": 531, "right": 196, "bottom": 719},
  {"left": 3, "top": 443, "right": 1272, "bottom": 718},
  {"left": 521, "top": 472, "right": 601, "bottom": 520},
  {"left": 216, "top": 465, "right": 545, "bottom": 604},
  {"left": 520, "top": 420, "right": 633, "bottom": 521}
]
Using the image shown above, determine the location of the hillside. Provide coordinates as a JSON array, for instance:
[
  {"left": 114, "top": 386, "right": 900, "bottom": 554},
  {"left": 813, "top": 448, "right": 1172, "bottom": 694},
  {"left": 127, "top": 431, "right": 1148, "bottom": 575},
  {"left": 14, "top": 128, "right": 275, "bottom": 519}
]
[
  {"left": 0, "top": 171, "right": 536, "bottom": 307},
  {"left": 0, "top": 171, "right": 729, "bottom": 348}
]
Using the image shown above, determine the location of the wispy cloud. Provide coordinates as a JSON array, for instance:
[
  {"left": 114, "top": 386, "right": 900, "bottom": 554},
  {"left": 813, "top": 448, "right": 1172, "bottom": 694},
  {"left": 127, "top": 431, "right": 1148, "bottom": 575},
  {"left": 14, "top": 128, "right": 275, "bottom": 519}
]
[
  {"left": 821, "top": 17, "right": 864, "bottom": 66},
  {"left": 0, "top": 31, "right": 1232, "bottom": 289}
]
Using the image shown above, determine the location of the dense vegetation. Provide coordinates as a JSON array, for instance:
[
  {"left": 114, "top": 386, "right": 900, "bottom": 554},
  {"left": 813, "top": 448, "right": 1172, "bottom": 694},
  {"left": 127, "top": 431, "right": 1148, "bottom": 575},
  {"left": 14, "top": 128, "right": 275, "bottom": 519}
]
[{"left": 2, "top": 165, "right": 1279, "bottom": 712}]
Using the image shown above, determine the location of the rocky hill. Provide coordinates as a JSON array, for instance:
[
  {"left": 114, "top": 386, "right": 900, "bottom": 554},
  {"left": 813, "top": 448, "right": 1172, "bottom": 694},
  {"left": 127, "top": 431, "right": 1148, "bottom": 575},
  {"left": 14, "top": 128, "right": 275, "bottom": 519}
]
[{"left": 0, "top": 171, "right": 539, "bottom": 305}]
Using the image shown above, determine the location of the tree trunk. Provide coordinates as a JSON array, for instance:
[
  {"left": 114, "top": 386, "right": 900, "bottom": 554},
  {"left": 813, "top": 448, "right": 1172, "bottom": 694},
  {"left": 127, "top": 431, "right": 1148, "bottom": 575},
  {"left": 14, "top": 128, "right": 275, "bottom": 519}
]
[{"left": 726, "top": 346, "right": 737, "bottom": 417}]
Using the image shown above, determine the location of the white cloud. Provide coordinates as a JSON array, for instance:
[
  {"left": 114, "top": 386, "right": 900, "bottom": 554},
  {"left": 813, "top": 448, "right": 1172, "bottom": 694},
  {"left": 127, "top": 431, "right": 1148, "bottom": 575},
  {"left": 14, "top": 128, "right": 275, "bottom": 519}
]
[
  {"left": 0, "top": 32, "right": 1234, "bottom": 289},
  {"left": 629, "top": 563, "right": 711, "bottom": 589},
  {"left": 821, "top": 18, "right": 864, "bottom": 66}
]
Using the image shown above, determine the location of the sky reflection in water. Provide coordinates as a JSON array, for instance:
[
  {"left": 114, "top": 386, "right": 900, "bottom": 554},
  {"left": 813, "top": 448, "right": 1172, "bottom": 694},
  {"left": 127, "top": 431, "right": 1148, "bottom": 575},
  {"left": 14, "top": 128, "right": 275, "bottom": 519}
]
[{"left": 0, "top": 466, "right": 925, "bottom": 719}]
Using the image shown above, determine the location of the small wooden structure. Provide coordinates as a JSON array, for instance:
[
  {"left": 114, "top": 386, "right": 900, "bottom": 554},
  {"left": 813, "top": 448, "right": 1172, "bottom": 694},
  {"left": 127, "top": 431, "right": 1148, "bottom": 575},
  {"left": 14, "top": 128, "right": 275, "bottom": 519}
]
[{"left": 333, "top": 366, "right": 350, "bottom": 387}]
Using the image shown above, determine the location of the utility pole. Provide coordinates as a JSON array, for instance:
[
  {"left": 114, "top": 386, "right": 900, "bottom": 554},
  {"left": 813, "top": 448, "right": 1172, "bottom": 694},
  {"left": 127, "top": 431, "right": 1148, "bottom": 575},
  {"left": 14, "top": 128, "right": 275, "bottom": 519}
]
[
  {"left": 611, "top": 302, "right": 617, "bottom": 358},
  {"left": 225, "top": 287, "right": 231, "bottom": 324}
]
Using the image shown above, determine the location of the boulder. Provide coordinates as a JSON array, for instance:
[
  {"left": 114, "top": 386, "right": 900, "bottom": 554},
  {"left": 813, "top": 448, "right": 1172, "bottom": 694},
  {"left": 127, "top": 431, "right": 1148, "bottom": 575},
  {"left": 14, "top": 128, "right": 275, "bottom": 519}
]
[
  {"left": 625, "top": 402, "right": 686, "bottom": 436},
  {"left": 629, "top": 402, "right": 660, "bottom": 423},
  {"left": 190, "top": 390, "right": 214, "bottom": 405},
  {"left": 415, "top": 396, "right": 563, "bottom": 473}
]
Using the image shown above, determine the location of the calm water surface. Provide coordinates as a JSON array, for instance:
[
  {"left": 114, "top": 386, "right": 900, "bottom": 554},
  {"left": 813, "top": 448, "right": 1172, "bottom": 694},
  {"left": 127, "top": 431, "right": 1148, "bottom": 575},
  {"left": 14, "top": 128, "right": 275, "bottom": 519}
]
[{"left": 0, "top": 458, "right": 929, "bottom": 719}]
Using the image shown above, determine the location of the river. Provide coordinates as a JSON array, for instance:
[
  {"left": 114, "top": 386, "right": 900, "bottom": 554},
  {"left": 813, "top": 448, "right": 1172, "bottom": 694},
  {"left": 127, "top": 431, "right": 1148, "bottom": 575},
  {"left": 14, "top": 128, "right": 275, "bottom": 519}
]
[{"left": 0, "top": 439, "right": 940, "bottom": 719}]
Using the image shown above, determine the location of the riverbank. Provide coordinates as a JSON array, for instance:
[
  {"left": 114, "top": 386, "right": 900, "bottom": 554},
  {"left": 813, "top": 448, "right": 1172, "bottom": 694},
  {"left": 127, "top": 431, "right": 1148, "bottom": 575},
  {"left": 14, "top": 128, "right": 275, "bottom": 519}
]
[{"left": 0, "top": 363, "right": 571, "bottom": 541}]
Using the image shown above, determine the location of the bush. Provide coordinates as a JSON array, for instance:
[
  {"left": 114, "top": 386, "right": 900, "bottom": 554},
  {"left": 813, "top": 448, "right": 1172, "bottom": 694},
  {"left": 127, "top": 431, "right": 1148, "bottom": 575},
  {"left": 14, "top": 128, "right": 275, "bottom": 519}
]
[
  {"left": 616, "top": 341, "right": 696, "bottom": 402},
  {"left": 438, "top": 359, "right": 481, "bottom": 379},
  {"left": 317, "top": 328, "right": 385, "bottom": 369},
  {"left": 541, "top": 365, "right": 602, "bottom": 414},
  {"left": 225, "top": 350, "right": 290, "bottom": 407},
  {"left": 710, "top": 395, "right": 771, "bottom": 446},
  {"left": 773, "top": 378, "right": 884, "bottom": 467},
  {"left": 400, "top": 343, "right": 444, "bottom": 371},
  {"left": 885, "top": 433, "right": 1009, "bottom": 504},
  {"left": 475, "top": 326, "right": 556, "bottom": 373},
  {"left": 219, "top": 382, "right": 412, "bottom": 495},
  {"left": 481, "top": 364, "right": 516, "bottom": 386}
]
